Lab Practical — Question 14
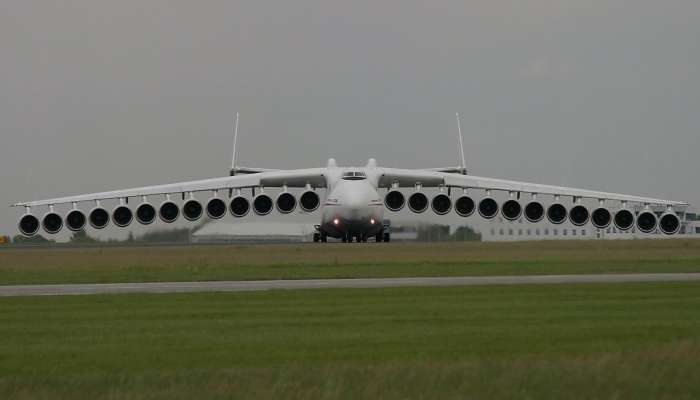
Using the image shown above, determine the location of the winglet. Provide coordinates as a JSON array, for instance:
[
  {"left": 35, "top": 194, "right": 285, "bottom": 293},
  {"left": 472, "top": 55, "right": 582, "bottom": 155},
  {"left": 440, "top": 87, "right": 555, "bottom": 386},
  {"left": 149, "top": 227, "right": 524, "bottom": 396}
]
[
  {"left": 230, "top": 113, "right": 240, "bottom": 176},
  {"left": 456, "top": 113, "right": 467, "bottom": 175}
]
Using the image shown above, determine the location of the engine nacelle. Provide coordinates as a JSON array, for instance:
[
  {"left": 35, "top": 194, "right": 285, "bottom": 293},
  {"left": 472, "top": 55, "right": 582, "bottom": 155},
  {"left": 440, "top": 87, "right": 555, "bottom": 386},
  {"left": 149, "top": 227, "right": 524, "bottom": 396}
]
[
  {"left": 658, "top": 212, "right": 680, "bottom": 235},
  {"left": 524, "top": 202, "right": 545, "bottom": 223},
  {"left": 18, "top": 214, "right": 40, "bottom": 237},
  {"left": 501, "top": 200, "right": 522, "bottom": 221},
  {"left": 591, "top": 208, "right": 612, "bottom": 229},
  {"left": 253, "top": 194, "right": 274, "bottom": 216},
  {"left": 636, "top": 210, "right": 657, "bottom": 233},
  {"left": 455, "top": 196, "right": 475, "bottom": 217},
  {"left": 230, "top": 196, "right": 250, "bottom": 217},
  {"left": 299, "top": 191, "right": 320, "bottom": 212},
  {"left": 112, "top": 206, "right": 134, "bottom": 227},
  {"left": 276, "top": 192, "right": 297, "bottom": 214},
  {"left": 614, "top": 209, "right": 635, "bottom": 231},
  {"left": 204, "top": 198, "right": 225, "bottom": 220},
  {"left": 408, "top": 192, "right": 428, "bottom": 213},
  {"left": 547, "top": 203, "right": 567, "bottom": 224},
  {"left": 136, "top": 203, "right": 157, "bottom": 225},
  {"left": 478, "top": 197, "right": 499, "bottom": 219},
  {"left": 89, "top": 207, "right": 110, "bottom": 229},
  {"left": 569, "top": 205, "right": 590, "bottom": 226},
  {"left": 42, "top": 212, "right": 63, "bottom": 234},
  {"left": 66, "top": 210, "right": 87, "bottom": 232},
  {"left": 159, "top": 201, "right": 180, "bottom": 223},
  {"left": 384, "top": 190, "right": 405, "bottom": 212},
  {"left": 181, "top": 199, "right": 204, "bottom": 221},
  {"left": 431, "top": 193, "right": 452, "bottom": 215}
]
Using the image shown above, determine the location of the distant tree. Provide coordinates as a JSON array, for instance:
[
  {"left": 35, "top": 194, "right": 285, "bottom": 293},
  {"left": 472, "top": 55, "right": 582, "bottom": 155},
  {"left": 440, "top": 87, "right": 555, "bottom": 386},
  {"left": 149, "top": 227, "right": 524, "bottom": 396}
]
[
  {"left": 450, "top": 226, "right": 482, "bottom": 242},
  {"left": 12, "top": 234, "right": 55, "bottom": 244},
  {"left": 137, "top": 228, "right": 192, "bottom": 243},
  {"left": 416, "top": 225, "right": 450, "bottom": 242},
  {"left": 70, "top": 230, "right": 100, "bottom": 244}
]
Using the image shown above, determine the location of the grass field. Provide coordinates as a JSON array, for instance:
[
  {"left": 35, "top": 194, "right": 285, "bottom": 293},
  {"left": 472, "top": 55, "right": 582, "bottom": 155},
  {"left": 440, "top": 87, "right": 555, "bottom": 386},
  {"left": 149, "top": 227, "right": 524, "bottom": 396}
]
[
  {"left": 1, "top": 239, "right": 699, "bottom": 285},
  {"left": 1, "top": 282, "right": 699, "bottom": 399}
]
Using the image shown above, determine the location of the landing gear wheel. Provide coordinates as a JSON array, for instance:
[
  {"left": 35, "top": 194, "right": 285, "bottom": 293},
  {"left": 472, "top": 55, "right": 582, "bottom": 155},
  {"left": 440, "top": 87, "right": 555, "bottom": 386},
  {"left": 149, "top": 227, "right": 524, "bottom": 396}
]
[
  {"left": 376, "top": 230, "right": 384, "bottom": 243},
  {"left": 383, "top": 232, "right": 391, "bottom": 243},
  {"left": 321, "top": 234, "right": 328, "bottom": 243},
  {"left": 313, "top": 233, "right": 320, "bottom": 243}
]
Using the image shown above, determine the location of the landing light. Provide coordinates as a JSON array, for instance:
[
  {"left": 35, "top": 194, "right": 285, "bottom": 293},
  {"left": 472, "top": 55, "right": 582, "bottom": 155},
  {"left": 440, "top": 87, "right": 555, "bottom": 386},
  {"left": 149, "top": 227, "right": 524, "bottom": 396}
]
[
  {"left": 333, "top": 218, "right": 340, "bottom": 225},
  {"left": 370, "top": 218, "right": 375, "bottom": 225}
]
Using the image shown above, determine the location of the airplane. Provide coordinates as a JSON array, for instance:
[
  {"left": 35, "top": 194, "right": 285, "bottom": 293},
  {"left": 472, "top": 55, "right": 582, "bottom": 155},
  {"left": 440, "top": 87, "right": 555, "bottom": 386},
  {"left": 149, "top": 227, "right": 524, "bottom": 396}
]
[{"left": 12, "top": 113, "right": 689, "bottom": 242}]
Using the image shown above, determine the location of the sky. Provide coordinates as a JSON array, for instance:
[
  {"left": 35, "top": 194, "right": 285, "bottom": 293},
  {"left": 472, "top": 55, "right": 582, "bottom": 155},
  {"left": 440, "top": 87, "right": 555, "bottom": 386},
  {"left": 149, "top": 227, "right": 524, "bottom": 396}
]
[{"left": 1, "top": 0, "right": 698, "bottom": 238}]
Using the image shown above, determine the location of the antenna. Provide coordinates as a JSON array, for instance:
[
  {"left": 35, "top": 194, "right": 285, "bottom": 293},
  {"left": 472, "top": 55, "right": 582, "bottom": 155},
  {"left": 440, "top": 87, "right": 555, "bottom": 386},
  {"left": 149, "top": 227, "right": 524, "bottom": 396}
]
[
  {"left": 456, "top": 112, "right": 467, "bottom": 175},
  {"left": 230, "top": 112, "right": 240, "bottom": 175}
]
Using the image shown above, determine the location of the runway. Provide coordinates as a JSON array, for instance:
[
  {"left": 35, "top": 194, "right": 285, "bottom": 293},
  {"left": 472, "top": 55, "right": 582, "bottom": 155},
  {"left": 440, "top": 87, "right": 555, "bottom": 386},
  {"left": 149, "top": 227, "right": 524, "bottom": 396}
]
[{"left": 1, "top": 273, "right": 699, "bottom": 297}]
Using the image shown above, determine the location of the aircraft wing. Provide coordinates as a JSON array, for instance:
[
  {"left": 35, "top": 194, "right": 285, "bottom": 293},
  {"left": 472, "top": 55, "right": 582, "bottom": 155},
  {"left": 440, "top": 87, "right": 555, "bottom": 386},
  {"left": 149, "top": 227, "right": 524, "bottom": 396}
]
[
  {"left": 379, "top": 168, "right": 687, "bottom": 207},
  {"left": 13, "top": 168, "right": 327, "bottom": 208}
]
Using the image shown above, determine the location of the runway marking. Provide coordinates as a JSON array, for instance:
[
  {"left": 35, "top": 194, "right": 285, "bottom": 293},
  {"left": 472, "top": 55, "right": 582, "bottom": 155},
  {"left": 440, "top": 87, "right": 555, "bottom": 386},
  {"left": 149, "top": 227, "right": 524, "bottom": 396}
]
[{"left": 1, "top": 273, "right": 699, "bottom": 297}]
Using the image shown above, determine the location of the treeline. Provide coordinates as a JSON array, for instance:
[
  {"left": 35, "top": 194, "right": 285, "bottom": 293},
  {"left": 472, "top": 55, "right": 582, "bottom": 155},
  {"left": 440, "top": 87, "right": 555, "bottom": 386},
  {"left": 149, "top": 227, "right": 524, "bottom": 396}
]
[
  {"left": 11, "top": 228, "right": 195, "bottom": 246},
  {"left": 416, "top": 225, "right": 481, "bottom": 242}
]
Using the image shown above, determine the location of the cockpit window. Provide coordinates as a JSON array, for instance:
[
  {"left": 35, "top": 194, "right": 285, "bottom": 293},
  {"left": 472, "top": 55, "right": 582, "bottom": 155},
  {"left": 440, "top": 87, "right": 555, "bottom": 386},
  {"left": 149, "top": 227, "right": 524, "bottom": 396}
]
[{"left": 342, "top": 171, "right": 367, "bottom": 180}]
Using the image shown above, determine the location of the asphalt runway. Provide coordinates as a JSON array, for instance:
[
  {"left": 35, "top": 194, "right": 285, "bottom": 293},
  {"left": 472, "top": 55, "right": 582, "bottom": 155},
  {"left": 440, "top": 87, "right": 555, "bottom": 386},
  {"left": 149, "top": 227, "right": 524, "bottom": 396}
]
[{"left": 1, "top": 273, "right": 699, "bottom": 297}]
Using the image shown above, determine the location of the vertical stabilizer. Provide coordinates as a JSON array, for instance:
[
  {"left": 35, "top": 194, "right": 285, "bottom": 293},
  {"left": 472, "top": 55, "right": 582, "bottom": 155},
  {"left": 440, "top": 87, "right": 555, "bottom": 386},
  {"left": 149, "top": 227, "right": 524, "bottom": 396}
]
[
  {"left": 230, "top": 113, "right": 240, "bottom": 176},
  {"left": 456, "top": 113, "right": 467, "bottom": 175}
]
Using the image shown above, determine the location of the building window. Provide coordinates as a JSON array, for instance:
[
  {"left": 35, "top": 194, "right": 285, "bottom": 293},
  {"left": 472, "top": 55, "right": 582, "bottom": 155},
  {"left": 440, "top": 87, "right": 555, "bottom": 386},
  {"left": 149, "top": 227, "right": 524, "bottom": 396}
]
[
  {"left": 544, "top": 229, "right": 549, "bottom": 235},
  {"left": 499, "top": 229, "right": 504, "bottom": 236},
  {"left": 535, "top": 229, "right": 540, "bottom": 235},
  {"left": 582, "top": 229, "right": 586, "bottom": 236},
  {"left": 606, "top": 228, "right": 611, "bottom": 234},
  {"left": 518, "top": 229, "right": 522, "bottom": 236},
  {"left": 508, "top": 229, "right": 514, "bottom": 236},
  {"left": 553, "top": 229, "right": 558, "bottom": 236},
  {"left": 563, "top": 229, "right": 568, "bottom": 236},
  {"left": 695, "top": 227, "right": 700, "bottom": 234}
]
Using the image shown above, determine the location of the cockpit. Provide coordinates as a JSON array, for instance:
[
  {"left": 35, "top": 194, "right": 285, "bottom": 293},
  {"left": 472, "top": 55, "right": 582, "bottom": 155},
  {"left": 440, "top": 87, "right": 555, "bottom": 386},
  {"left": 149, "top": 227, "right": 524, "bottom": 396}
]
[{"left": 342, "top": 171, "right": 367, "bottom": 181}]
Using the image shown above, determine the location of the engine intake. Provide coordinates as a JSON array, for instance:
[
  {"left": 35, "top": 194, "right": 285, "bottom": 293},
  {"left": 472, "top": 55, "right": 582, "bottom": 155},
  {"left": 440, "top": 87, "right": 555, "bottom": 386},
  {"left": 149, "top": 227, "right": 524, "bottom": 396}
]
[
  {"left": 300, "top": 191, "right": 320, "bottom": 212},
  {"left": 89, "top": 207, "right": 110, "bottom": 229},
  {"left": 478, "top": 198, "right": 499, "bottom": 219},
  {"left": 431, "top": 194, "right": 452, "bottom": 215},
  {"left": 547, "top": 204, "right": 567, "bottom": 224},
  {"left": 569, "top": 205, "right": 589, "bottom": 226},
  {"left": 112, "top": 206, "right": 133, "bottom": 227},
  {"left": 42, "top": 212, "right": 63, "bottom": 234},
  {"left": 182, "top": 199, "right": 204, "bottom": 221},
  {"left": 501, "top": 200, "right": 522, "bottom": 221},
  {"left": 408, "top": 192, "right": 428, "bottom": 213},
  {"left": 136, "top": 203, "right": 156, "bottom": 225},
  {"left": 66, "top": 210, "right": 87, "bottom": 232},
  {"left": 230, "top": 196, "right": 250, "bottom": 217},
  {"left": 276, "top": 192, "right": 297, "bottom": 214},
  {"left": 455, "top": 196, "right": 475, "bottom": 217},
  {"left": 591, "top": 208, "right": 612, "bottom": 229},
  {"left": 384, "top": 190, "right": 405, "bottom": 212},
  {"left": 614, "top": 209, "right": 634, "bottom": 231},
  {"left": 659, "top": 212, "right": 681, "bottom": 235},
  {"left": 18, "top": 214, "right": 40, "bottom": 237},
  {"left": 524, "top": 202, "right": 545, "bottom": 223},
  {"left": 159, "top": 201, "right": 180, "bottom": 223},
  {"left": 253, "top": 194, "right": 273, "bottom": 216},
  {"left": 636, "top": 210, "right": 657, "bottom": 233},
  {"left": 205, "top": 198, "right": 225, "bottom": 220}
]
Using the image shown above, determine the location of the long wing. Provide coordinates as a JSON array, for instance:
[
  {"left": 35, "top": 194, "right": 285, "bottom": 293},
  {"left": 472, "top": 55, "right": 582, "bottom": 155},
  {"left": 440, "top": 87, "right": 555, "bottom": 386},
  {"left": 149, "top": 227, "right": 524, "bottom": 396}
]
[
  {"left": 379, "top": 168, "right": 687, "bottom": 207},
  {"left": 13, "top": 168, "right": 327, "bottom": 208}
]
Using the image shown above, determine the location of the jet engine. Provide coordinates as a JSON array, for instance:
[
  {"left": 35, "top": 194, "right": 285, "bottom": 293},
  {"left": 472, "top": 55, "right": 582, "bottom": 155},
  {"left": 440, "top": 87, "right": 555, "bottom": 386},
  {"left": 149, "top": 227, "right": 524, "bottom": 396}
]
[
  {"left": 42, "top": 212, "right": 63, "bottom": 234},
  {"left": 524, "top": 202, "right": 545, "bottom": 223},
  {"left": 431, "top": 193, "right": 452, "bottom": 215},
  {"left": 614, "top": 209, "right": 635, "bottom": 231},
  {"left": 384, "top": 190, "right": 405, "bottom": 212},
  {"left": 501, "top": 200, "right": 522, "bottom": 221},
  {"left": 276, "top": 192, "right": 297, "bottom": 214},
  {"left": 658, "top": 211, "right": 681, "bottom": 235},
  {"left": 66, "top": 210, "right": 87, "bottom": 232},
  {"left": 408, "top": 192, "right": 428, "bottom": 213},
  {"left": 569, "top": 205, "right": 590, "bottom": 226},
  {"left": 591, "top": 207, "right": 612, "bottom": 229},
  {"left": 159, "top": 201, "right": 180, "bottom": 223},
  {"left": 136, "top": 203, "right": 156, "bottom": 225},
  {"left": 253, "top": 194, "right": 274, "bottom": 216},
  {"left": 204, "top": 198, "right": 225, "bottom": 220},
  {"left": 230, "top": 196, "right": 250, "bottom": 217},
  {"left": 112, "top": 206, "right": 134, "bottom": 227},
  {"left": 300, "top": 191, "right": 320, "bottom": 212},
  {"left": 18, "top": 214, "right": 40, "bottom": 237},
  {"left": 636, "top": 210, "right": 657, "bottom": 233},
  {"left": 181, "top": 199, "right": 204, "bottom": 221},
  {"left": 547, "top": 203, "right": 567, "bottom": 224},
  {"left": 89, "top": 207, "right": 110, "bottom": 229},
  {"left": 478, "top": 197, "right": 499, "bottom": 219},
  {"left": 455, "top": 196, "right": 475, "bottom": 217}
]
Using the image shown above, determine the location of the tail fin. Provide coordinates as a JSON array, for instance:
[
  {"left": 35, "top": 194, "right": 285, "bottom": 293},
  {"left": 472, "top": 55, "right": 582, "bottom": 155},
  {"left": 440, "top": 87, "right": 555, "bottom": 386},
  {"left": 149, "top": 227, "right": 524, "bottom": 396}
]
[
  {"left": 456, "top": 112, "right": 467, "bottom": 175},
  {"left": 230, "top": 113, "right": 240, "bottom": 176}
]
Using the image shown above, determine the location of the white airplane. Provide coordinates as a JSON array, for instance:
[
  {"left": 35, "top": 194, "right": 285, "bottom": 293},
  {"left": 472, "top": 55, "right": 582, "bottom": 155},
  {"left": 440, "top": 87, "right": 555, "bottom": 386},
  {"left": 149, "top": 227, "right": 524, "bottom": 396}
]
[{"left": 13, "top": 114, "right": 689, "bottom": 242}]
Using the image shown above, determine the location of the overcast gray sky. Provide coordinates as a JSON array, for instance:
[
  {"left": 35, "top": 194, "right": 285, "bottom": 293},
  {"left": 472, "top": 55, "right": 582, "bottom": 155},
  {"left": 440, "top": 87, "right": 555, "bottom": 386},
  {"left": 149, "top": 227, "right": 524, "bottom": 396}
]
[{"left": 1, "top": 0, "right": 698, "bottom": 237}]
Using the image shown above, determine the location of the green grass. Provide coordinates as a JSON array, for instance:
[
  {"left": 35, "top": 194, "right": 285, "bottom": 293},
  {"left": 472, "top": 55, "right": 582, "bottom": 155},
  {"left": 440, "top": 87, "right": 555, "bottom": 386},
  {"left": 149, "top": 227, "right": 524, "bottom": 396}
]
[
  {"left": 1, "top": 239, "right": 700, "bottom": 285},
  {"left": 1, "top": 282, "right": 700, "bottom": 399}
]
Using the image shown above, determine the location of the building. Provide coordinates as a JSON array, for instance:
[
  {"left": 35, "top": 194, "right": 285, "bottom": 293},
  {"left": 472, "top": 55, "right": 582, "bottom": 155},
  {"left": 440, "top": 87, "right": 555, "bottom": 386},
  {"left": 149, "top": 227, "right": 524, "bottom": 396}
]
[{"left": 192, "top": 222, "right": 316, "bottom": 243}]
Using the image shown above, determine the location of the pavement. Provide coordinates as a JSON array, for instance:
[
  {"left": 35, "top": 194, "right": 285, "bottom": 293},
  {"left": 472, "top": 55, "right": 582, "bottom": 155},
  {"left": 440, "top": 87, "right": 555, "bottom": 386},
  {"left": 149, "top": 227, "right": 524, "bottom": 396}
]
[{"left": 1, "top": 273, "right": 699, "bottom": 297}]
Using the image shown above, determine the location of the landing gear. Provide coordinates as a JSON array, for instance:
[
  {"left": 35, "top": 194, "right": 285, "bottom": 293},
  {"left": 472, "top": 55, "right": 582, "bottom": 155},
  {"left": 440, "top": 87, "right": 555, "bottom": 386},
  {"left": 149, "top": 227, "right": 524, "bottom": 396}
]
[
  {"left": 314, "top": 231, "right": 328, "bottom": 243},
  {"left": 313, "top": 233, "right": 320, "bottom": 243},
  {"left": 383, "top": 232, "right": 391, "bottom": 242}
]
